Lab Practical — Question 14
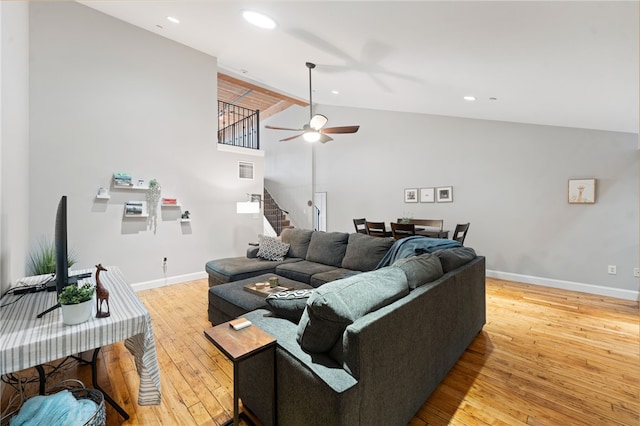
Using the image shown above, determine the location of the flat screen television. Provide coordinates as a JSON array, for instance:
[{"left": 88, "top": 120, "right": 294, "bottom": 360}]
[{"left": 37, "top": 195, "right": 83, "bottom": 318}]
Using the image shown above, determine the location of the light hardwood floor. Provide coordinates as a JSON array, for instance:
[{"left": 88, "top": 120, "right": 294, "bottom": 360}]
[{"left": 2, "top": 278, "right": 638, "bottom": 425}]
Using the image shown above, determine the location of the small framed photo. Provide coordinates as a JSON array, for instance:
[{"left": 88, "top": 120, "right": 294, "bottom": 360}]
[
  {"left": 404, "top": 188, "right": 418, "bottom": 203},
  {"left": 568, "top": 178, "right": 596, "bottom": 204},
  {"left": 436, "top": 186, "right": 453, "bottom": 203},
  {"left": 419, "top": 187, "right": 435, "bottom": 203}
]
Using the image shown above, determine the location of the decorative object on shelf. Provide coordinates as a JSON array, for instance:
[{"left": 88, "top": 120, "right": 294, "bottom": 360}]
[
  {"left": 95, "top": 264, "right": 110, "bottom": 318},
  {"left": 147, "top": 179, "right": 161, "bottom": 233},
  {"left": 404, "top": 188, "right": 418, "bottom": 203},
  {"left": 113, "top": 172, "right": 133, "bottom": 187},
  {"left": 436, "top": 186, "right": 453, "bottom": 203},
  {"left": 419, "top": 187, "right": 435, "bottom": 203},
  {"left": 96, "top": 187, "right": 110, "bottom": 199},
  {"left": 59, "top": 283, "right": 95, "bottom": 325},
  {"left": 181, "top": 211, "right": 191, "bottom": 220},
  {"left": 161, "top": 197, "right": 178, "bottom": 206},
  {"left": 568, "top": 178, "right": 596, "bottom": 204},
  {"left": 124, "top": 201, "right": 146, "bottom": 216}
]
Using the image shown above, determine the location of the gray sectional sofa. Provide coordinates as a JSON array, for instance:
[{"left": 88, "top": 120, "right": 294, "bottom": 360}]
[{"left": 205, "top": 228, "right": 486, "bottom": 426}]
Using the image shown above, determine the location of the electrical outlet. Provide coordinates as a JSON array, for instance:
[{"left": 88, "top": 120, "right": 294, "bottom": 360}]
[
  {"left": 607, "top": 265, "right": 617, "bottom": 275},
  {"left": 634, "top": 268, "right": 639, "bottom": 278}
]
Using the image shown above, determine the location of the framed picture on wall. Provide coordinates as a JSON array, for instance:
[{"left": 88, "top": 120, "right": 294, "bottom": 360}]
[
  {"left": 419, "top": 187, "right": 435, "bottom": 203},
  {"left": 568, "top": 178, "right": 596, "bottom": 204},
  {"left": 436, "top": 186, "right": 453, "bottom": 203},
  {"left": 404, "top": 188, "right": 418, "bottom": 203}
]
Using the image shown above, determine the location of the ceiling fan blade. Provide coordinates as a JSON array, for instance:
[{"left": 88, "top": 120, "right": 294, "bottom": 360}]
[
  {"left": 265, "top": 125, "right": 304, "bottom": 131},
  {"left": 309, "top": 114, "right": 328, "bottom": 131},
  {"left": 319, "top": 134, "right": 334, "bottom": 144},
  {"left": 321, "top": 125, "right": 360, "bottom": 134},
  {"left": 280, "top": 133, "right": 303, "bottom": 142}
]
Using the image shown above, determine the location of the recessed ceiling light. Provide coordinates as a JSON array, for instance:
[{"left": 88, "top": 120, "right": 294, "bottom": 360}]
[
  {"left": 463, "top": 96, "right": 477, "bottom": 101},
  {"left": 242, "top": 10, "right": 277, "bottom": 29},
  {"left": 331, "top": 90, "right": 340, "bottom": 95},
  {"left": 167, "top": 16, "right": 180, "bottom": 24}
]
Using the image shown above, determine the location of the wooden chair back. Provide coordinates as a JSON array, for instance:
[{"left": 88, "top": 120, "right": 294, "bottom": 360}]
[
  {"left": 452, "top": 223, "right": 470, "bottom": 245},
  {"left": 365, "top": 221, "right": 391, "bottom": 237},
  {"left": 353, "top": 218, "right": 367, "bottom": 234},
  {"left": 390, "top": 222, "right": 416, "bottom": 240}
]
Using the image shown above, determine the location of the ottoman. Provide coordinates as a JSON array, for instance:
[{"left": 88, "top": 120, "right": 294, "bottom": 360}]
[{"left": 207, "top": 274, "right": 312, "bottom": 325}]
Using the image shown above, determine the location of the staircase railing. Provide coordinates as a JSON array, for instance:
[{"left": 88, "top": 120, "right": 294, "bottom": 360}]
[
  {"left": 263, "top": 188, "right": 290, "bottom": 236},
  {"left": 218, "top": 100, "right": 260, "bottom": 149}
]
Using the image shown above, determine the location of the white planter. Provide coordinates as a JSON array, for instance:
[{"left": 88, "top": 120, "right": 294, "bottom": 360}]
[{"left": 61, "top": 299, "right": 93, "bottom": 325}]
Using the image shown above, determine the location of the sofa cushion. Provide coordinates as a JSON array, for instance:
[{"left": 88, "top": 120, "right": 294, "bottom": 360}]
[
  {"left": 205, "top": 257, "right": 302, "bottom": 284},
  {"left": 297, "top": 267, "right": 409, "bottom": 353},
  {"left": 341, "top": 233, "right": 394, "bottom": 272},
  {"left": 309, "top": 269, "right": 357, "bottom": 288},
  {"left": 265, "top": 289, "right": 315, "bottom": 323},
  {"left": 257, "top": 235, "right": 291, "bottom": 261},
  {"left": 281, "top": 228, "right": 314, "bottom": 259},
  {"left": 305, "top": 232, "right": 350, "bottom": 267},
  {"left": 392, "top": 253, "right": 444, "bottom": 289},
  {"left": 276, "top": 260, "right": 339, "bottom": 284},
  {"left": 434, "top": 247, "right": 477, "bottom": 273}
]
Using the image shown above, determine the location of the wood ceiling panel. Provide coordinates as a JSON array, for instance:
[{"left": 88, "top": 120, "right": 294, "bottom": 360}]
[{"left": 218, "top": 73, "right": 307, "bottom": 120}]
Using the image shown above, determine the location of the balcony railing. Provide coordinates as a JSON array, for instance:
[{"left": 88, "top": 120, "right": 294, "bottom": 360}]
[{"left": 218, "top": 100, "right": 260, "bottom": 150}]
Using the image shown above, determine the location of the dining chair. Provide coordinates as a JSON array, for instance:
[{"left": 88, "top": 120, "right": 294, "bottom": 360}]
[
  {"left": 452, "top": 223, "right": 470, "bottom": 245},
  {"left": 390, "top": 222, "right": 416, "bottom": 240},
  {"left": 365, "top": 221, "right": 391, "bottom": 237},
  {"left": 353, "top": 218, "right": 367, "bottom": 234}
]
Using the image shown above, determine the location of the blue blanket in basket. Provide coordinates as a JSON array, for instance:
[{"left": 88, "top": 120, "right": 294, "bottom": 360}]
[{"left": 11, "top": 390, "right": 98, "bottom": 426}]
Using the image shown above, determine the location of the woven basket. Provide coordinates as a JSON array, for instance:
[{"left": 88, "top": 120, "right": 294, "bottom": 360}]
[{"left": 9, "top": 379, "right": 105, "bottom": 426}]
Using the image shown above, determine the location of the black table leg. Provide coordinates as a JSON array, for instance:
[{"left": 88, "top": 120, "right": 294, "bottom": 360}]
[{"left": 89, "top": 348, "right": 130, "bottom": 420}]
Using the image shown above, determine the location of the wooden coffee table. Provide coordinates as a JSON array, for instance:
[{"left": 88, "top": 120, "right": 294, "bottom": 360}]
[{"left": 204, "top": 320, "right": 276, "bottom": 426}]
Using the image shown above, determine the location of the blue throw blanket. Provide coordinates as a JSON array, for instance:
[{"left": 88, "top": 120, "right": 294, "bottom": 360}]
[
  {"left": 376, "top": 236, "right": 462, "bottom": 268},
  {"left": 11, "top": 390, "right": 98, "bottom": 426}
]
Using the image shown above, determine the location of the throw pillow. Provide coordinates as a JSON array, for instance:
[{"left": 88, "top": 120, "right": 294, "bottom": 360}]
[
  {"left": 305, "top": 231, "right": 349, "bottom": 267},
  {"left": 265, "top": 289, "right": 315, "bottom": 323},
  {"left": 341, "top": 233, "right": 394, "bottom": 272},
  {"left": 434, "top": 247, "right": 477, "bottom": 273},
  {"left": 257, "top": 235, "right": 290, "bottom": 261},
  {"left": 392, "top": 253, "right": 444, "bottom": 289},
  {"left": 296, "top": 267, "right": 409, "bottom": 353}
]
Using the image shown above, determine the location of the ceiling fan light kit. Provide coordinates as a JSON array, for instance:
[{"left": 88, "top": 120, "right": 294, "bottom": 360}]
[{"left": 265, "top": 62, "right": 360, "bottom": 143}]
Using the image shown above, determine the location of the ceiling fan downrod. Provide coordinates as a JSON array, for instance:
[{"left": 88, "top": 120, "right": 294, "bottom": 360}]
[{"left": 306, "top": 62, "right": 316, "bottom": 121}]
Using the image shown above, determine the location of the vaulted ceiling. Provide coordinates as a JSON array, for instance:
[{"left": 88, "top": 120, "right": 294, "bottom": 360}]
[{"left": 80, "top": 1, "right": 638, "bottom": 134}]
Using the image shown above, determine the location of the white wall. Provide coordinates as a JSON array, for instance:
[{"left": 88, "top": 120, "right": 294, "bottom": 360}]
[
  {"left": 0, "top": 2, "right": 30, "bottom": 295},
  {"left": 28, "top": 2, "right": 263, "bottom": 286},
  {"left": 265, "top": 104, "right": 638, "bottom": 299},
  {"left": 262, "top": 105, "right": 314, "bottom": 230}
]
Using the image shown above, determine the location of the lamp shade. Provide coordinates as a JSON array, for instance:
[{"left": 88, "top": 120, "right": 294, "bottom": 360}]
[{"left": 236, "top": 201, "right": 260, "bottom": 214}]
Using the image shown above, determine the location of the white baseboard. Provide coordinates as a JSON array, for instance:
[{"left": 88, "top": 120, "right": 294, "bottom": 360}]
[
  {"left": 131, "top": 271, "right": 208, "bottom": 292},
  {"left": 486, "top": 269, "right": 639, "bottom": 301}
]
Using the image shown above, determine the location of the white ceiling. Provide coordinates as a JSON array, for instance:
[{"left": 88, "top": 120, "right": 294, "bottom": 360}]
[{"left": 79, "top": 1, "right": 639, "bottom": 134}]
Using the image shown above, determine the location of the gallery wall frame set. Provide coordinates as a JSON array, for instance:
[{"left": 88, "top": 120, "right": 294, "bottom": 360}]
[
  {"left": 404, "top": 187, "right": 453, "bottom": 203},
  {"left": 568, "top": 178, "right": 596, "bottom": 204}
]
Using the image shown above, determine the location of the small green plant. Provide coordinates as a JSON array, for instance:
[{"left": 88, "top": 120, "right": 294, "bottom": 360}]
[
  {"left": 58, "top": 283, "right": 95, "bottom": 305},
  {"left": 27, "top": 238, "right": 77, "bottom": 276}
]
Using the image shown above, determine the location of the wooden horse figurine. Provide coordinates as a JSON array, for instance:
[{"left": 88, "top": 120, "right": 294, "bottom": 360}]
[{"left": 95, "top": 264, "right": 111, "bottom": 318}]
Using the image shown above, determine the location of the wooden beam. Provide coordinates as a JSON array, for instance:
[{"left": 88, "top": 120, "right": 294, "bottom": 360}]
[{"left": 218, "top": 73, "right": 308, "bottom": 108}]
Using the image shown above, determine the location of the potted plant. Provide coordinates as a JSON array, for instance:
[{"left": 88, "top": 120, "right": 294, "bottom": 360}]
[
  {"left": 27, "top": 238, "right": 77, "bottom": 275},
  {"left": 59, "top": 283, "right": 95, "bottom": 325}
]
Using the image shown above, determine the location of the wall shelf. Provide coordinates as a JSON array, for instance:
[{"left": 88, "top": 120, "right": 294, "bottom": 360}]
[{"left": 96, "top": 194, "right": 111, "bottom": 200}]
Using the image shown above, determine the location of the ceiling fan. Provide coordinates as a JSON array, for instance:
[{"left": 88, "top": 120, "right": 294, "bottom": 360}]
[{"left": 265, "top": 62, "right": 360, "bottom": 143}]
